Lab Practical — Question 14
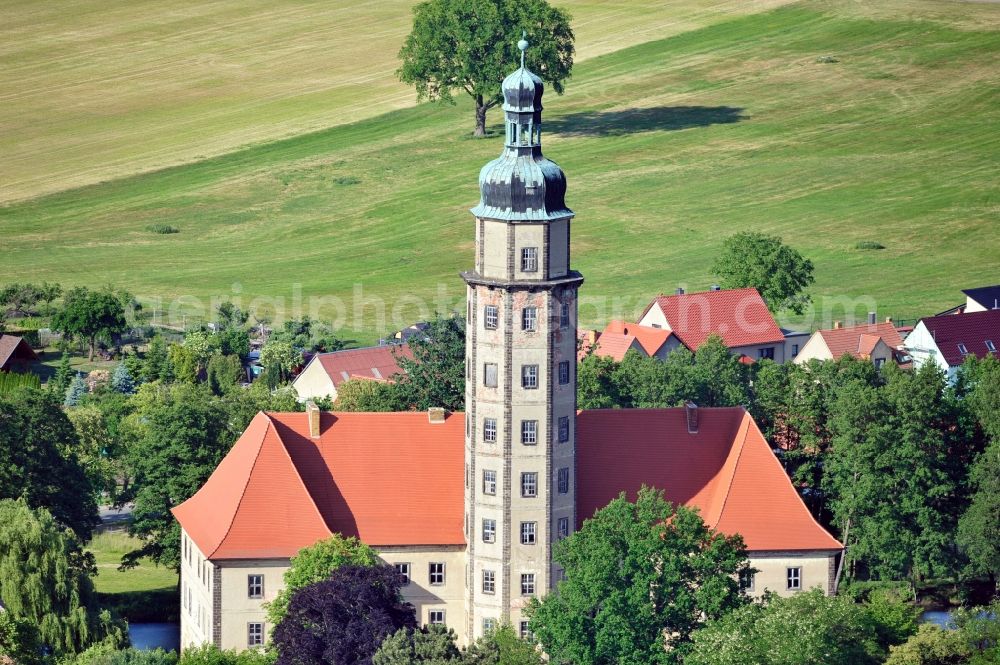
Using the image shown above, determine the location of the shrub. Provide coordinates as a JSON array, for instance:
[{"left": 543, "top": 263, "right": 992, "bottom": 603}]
[
  {"left": 0, "top": 371, "right": 41, "bottom": 396},
  {"left": 855, "top": 240, "right": 886, "bottom": 250},
  {"left": 333, "top": 176, "right": 360, "bottom": 186},
  {"left": 816, "top": 55, "right": 840, "bottom": 63},
  {"left": 146, "top": 224, "right": 179, "bottom": 234},
  {"left": 71, "top": 645, "right": 178, "bottom": 665}
]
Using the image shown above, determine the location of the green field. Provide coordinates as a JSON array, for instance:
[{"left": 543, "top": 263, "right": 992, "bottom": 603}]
[
  {"left": 89, "top": 530, "right": 179, "bottom": 622},
  {"left": 2, "top": 0, "right": 998, "bottom": 341}
]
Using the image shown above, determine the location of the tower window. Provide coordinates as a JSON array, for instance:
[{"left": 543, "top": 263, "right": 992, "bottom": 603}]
[
  {"left": 394, "top": 563, "right": 411, "bottom": 586},
  {"left": 484, "top": 305, "right": 498, "bottom": 330},
  {"left": 558, "top": 361, "right": 570, "bottom": 385},
  {"left": 521, "top": 573, "right": 536, "bottom": 596},
  {"left": 483, "top": 418, "right": 497, "bottom": 443},
  {"left": 522, "top": 364, "right": 538, "bottom": 389},
  {"left": 484, "top": 363, "right": 498, "bottom": 388},
  {"left": 520, "top": 521, "right": 537, "bottom": 545},
  {"left": 558, "top": 468, "right": 570, "bottom": 494},
  {"left": 557, "top": 517, "right": 569, "bottom": 539},
  {"left": 521, "top": 420, "right": 538, "bottom": 445},
  {"left": 521, "top": 247, "right": 538, "bottom": 273},
  {"left": 558, "top": 416, "right": 569, "bottom": 443},
  {"left": 482, "top": 518, "right": 496, "bottom": 543},
  {"left": 561, "top": 303, "right": 570, "bottom": 327},
  {"left": 521, "top": 472, "right": 537, "bottom": 498},
  {"left": 483, "top": 469, "right": 497, "bottom": 495},
  {"left": 522, "top": 307, "right": 537, "bottom": 331},
  {"left": 483, "top": 570, "right": 496, "bottom": 594},
  {"left": 429, "top": 563, "right": 446, "bottom": 586}
]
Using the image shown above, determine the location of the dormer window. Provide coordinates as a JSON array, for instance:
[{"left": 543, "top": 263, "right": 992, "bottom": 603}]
[
  {"left": 958, "top": 343, "right": 969, "bottom": 355},
  {"left": 986, "top": 340, "right": 996, "bottom": 353}
]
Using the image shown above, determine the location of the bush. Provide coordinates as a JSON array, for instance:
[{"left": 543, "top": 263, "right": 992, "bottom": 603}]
[
  {"left": 0, "top": 370, "right": 41, "bottom": 396},
  {"left": 333, "top": 176, "right": 360, "bottom": 186},
  {"left": 146, "top": 224, "right": 179, "bottom": 234},
  {"left": 855, "top": 240, "right": 886, "bottom": 250},
  {"left": 70, "top": 645, "right": 178, "bottom": 665},
  {"left": 816, "top": 55, "right": 840, "bottom": 63},
  {"left": 178, "top": 644, "right": 275, "bottom": 665}
]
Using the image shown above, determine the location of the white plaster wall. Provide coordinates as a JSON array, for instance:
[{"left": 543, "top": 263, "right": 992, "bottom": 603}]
[
  {"left": 904, "top": 322, "right": 954, "bottom": 379},
  {"left": 291, "top": 358, "right": 337, "bottom": 402},
  {"left": 793, "top": 332, "right": 832, "bottom": 364},
  {"left": 179, "top": 530, "right": 217, "bottom": 651},
  {"left": 746, "top": 552, "right": 837, "bottom": 597},
  {"left": 218, "top": 559, "right": 288, "bottom": 651}
]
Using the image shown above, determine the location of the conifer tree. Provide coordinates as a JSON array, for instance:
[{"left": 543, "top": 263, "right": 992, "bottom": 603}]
[
  {"left": 110, "top": 362, "right": 135, "bottom": 394},
  {"left": 65, "top": 371, "right": 87, "bottom": 406}
]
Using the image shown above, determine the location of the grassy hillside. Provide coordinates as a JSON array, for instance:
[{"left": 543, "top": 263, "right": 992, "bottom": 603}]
[
  {"left": 0, "top": 0, "right": 796, "bottom": 202},
  {"left": 2, "top": 0, "right": 998, "bottom": 341}
]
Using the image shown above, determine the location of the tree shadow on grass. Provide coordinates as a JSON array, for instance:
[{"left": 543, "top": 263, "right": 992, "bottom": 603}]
[{"left": 544, "top": 106, "right": 745, "bottom": 137}]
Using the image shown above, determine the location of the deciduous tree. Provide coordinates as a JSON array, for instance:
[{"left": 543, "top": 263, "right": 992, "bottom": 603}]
[
  {"left": 711, "top": 232, "right": 814, "bottom": 314},
  {"left": 396, "top": 315, "right": 465, "bottom": 411},
  {"left": 398, "top": 0, "right": 574, "bottom": 137},
  {"left": 51, "top": 287, "right": 127, "bottom": 361}
]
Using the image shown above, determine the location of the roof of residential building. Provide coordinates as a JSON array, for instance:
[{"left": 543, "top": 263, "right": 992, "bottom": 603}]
[
  {"left": 173, "top": 407, "right": 841, "bottom": 560},
  {"left": 913, "top": 309, "right": 1000, "bottom": 367},
  {"left": 0, "top": 334, "right": 38, "bottom": 369},
  {"left": 641, "top": 288, "right": 785, "bottom": 350},
  {"left": 301, "top": 344, "right": 412, "bottom": 388},
  {"left": 814, "top": 322, "right": 905, "bottom": 360},
  {"left": 962, "top": 285, "right": 1000, "bottom": 310},
  {"left": 592, "top": 321, "right": 674, "bottom": 361}
]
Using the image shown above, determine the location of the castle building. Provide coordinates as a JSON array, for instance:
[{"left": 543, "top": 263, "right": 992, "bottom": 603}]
[{"left": 172, "top": 40, "right": 841, "bottom": 652}]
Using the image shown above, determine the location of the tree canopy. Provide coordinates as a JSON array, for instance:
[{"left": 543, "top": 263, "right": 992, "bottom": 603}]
[
  {"left": 711, "top": 231, "right": 815, "bottom": 314},
  {"left": 527, "top": 486, "right": 750, "bottom": 665},
  {"left": 51, "top": 287, "right": 128, "bottom": 360},
  {"left": 272, "top": 564, "right": 416, "bottom": 665},
  {"left": 396, "top": 315, "right": 466, "bottom": 411},
  {"left": 397, "top": 0, "right": 574, "bottom": 136}
]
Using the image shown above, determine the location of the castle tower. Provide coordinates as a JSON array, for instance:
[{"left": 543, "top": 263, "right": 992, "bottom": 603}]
[{"left": 462, "top": 36, "right": 583, "bottom": 640}]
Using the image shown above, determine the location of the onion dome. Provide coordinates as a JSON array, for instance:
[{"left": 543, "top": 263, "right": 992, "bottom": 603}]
[{"left": 470, "top": 36, "right": 573, "bottom": 222}]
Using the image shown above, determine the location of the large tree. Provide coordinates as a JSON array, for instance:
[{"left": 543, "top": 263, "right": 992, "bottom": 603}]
[
  {"left": 272, "top": 564, "right": 417, "bottom": 665},
  {"left": 0, "top": 388, "right": 98, "bottom": 540},
  {"left": 373, "top": 625, "right": 463, "bottom": 665},
  {"left": 957, "top": 438, "right": 1000, "bottom": 590},
  {"left": 51, "top": 287, "right": 127, "bottom": 361},
  {"left": 527, "top": 487, "right": 750, "bottom": 665},
  {"left": 396, "top": 315, "right": 466, "bottom": 411},
  {"left": 266, "top": 534, "right": 380, "bottom": 625},
  {"left": 0, "top": 499, "right": 120, "bottom": 655},
  {"left": 711, "top": 231, "right": 815, "bottom": 314},
  {"left": 397, "top": 0, "right": 574, "bottom": 137}
]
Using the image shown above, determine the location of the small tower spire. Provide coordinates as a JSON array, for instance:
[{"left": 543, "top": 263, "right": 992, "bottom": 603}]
[{"left": 518, "top": 31, "right": 528, "bottom": 69}]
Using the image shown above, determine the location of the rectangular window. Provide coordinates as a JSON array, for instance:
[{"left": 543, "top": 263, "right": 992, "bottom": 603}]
[
  {"left": 986, "top": 340, "right": 997, "bottom": 353},
  {"left": 483, "top": 418, "right": 497, "bottom": 443},
  {"left": 484, "top": 363, "right": 498, "bottom": 388},
  {"left": 521, "top": 573, "right": 536, "bottom": 596},
  {"left": 483, "top": 469, "right": 497, "bottom": 495},
  {"left": 395, "top": 563, "right": 411, "bottom": 586},
  {"left": 482, "top": 518, "right": 496, "bottom": 543},
  {"left": 484, "top": 305, "right": 498, "bottom": 330},
  {"left": 739, "top": 569, "right": 755, "bottom": 593},
  {"left": 560, "top": 303, "right": 570, "bottom": 327},
  {"left": 522, "top": 307, "right": 537, "bottom": 332},
  {"left": 429, "top": 563, "right": 445, "bottom": 586},
  {"left": 519, "top": 621, "right": 533, "bottom": 640},
  {"left": 521, "top": 364, "right": 538, "bottom": 389},
  {"left": 521, "top": 247, "right": 538, "bottom": 273},
  {"left": 787, "top": 567, "right": 801, "bottom": 591},
  {"left": 958, "top": 343, "right": 969, "bottom": 355},
  {"left": 558, "top": 416, "right": 569, "bottom": 443},
  {"left": 520, "top": 521, "right": 537, "bottom": 545},
  {"left": 247, "top": 574, "right": 263, "bottom": 599},
  {"left": 758, "top": 347, "right": 775, "bottom": 360},
  {"left": 483, "top": 618, "right": 496, "bottom": 633},
  {"left": 557, "top": 467, "right": 570, "bottom": 494},
  {"left": 521, "top": 420, "right": 538, "bottom": 445},
  {"left": 874, "top": 357, "right": 886, "bottom": 369},
  {"left": 247, "top": 622, "right": 264, "bottom": 647},
  {"left": 558, "top": 361, "right": 570, "bottom": 385},
  {"left": 558, "top": 516, "right": 570, "bottom": 539},
  {"left": 428, "top": 610, "right": 445, "bottom": 625},
  {"left": 482, "top": 570, "right": 496, "bottom": 594},
  {"left": 792, "top": 343, "right": 800, "bottom": 357},
  {"left": 521, "top": 472, "right": 537, "bottom": 498}
]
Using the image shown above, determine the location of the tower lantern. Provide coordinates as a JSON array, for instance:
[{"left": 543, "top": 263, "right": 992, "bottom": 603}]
[{"left": 462, "top": 36, "right": 583, "bottom": 639}]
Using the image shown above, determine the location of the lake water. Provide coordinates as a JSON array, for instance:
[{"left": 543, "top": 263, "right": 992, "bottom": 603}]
[
  {"left": 129, "top": 623, "right": 180, "bottom": 651},
  {"left": 920, "top": 610, "right": 954, "bottom": 628}
]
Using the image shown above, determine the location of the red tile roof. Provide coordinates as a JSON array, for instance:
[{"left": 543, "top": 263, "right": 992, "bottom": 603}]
[
  {"left": 917, "top": 309, "right": 1000, "bottom": 366},
  {"left": 174, "top": 408, "right": 840, "bottom": 560},
  {"left": 815, "top": 322, "right": 904, "bottom": 360},
  {"left": 311, "top": 344, "right": 412, "bottom": 387},
  {"left": 642, "top": 288, "right": 785, "bottom": 350},
  {"left": 596, "top": 321, "right": 673, "bottom": 360},
  {"left": 591, "top": 331, "right": 639, "bottom": 362}
]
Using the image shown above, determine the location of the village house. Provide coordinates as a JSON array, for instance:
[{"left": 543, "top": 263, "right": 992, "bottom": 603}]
[
  {"left": 904, "top": 308, "right": 1000, "bottom": 382},
  {"left": 173, "top": 41, "right": 841, "bottom": 652},
  {"left": 937, "top": 284, "right": 1000, "bottom": 315},
  {"left": 0, "top": 334, "right": 38, "bottom": 373},
  {"left": 291, "top": 344, "right": 411, "bottom": 402},
  {"left": 794, "top": 316, "right": 906, "bottom": 367}
]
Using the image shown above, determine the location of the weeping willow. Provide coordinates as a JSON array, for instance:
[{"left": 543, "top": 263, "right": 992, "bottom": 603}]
[{"left": 0, "top": 499, "right": 100, "bottom": 654}]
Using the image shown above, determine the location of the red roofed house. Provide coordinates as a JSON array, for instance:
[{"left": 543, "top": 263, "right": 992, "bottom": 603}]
[
  {"left": 795, "top": 317, "right": 906, "bottom": 368},
  {"left": 172, "top": 51, "right": 840, "bottom": 652},
  {"left": 637, "top": 287, "right": 801, "bottom": 363},
  {"left": 588, "top": 320, "right": 678, "bottom": 361},
  {"left": 904, "top": 309, "right": 1000, "bottom": 382},
  {"left": 291, "top": 344, "right": 411, "bottom": 402}
]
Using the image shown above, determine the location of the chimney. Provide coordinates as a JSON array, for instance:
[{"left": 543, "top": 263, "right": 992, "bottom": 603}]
[
  {"left": 685, "top": 401, "right": 699, "bottom": 434},
  {"left": 428, "top": 407, "right": 446, "bottom": 424},
  {"left": 306, "top": 400, "right": 321, "bottom": 439},
  {"left": 675, "top": 287, "right": 685, "bottom": 296},
  {"left": 710, "top": 284, "right": 721, "bottom": 291},
  {"left": 834, "top": 320, "right": 843, "bottom": 329},
  {"left": 867, "top": 311, "right": 877, "bottom": 325}
]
